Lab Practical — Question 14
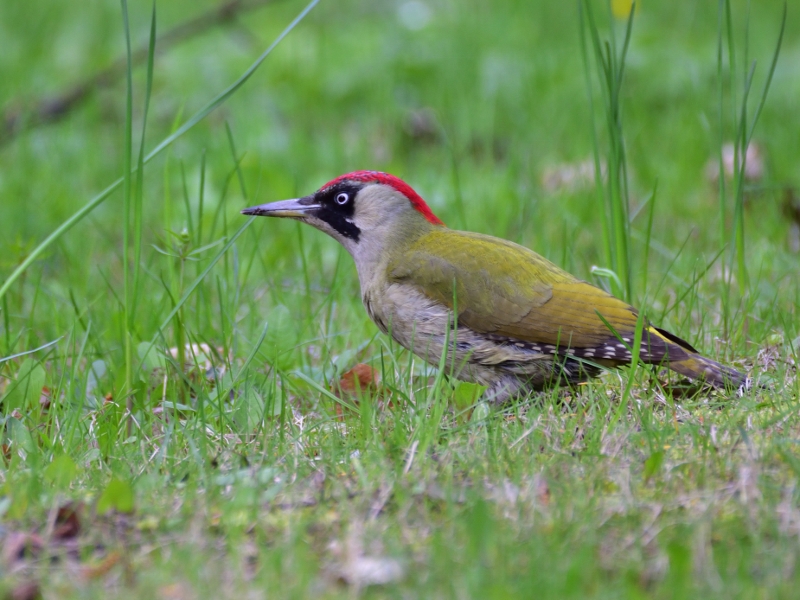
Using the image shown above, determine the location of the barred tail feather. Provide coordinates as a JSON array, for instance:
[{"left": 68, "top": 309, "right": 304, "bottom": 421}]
[{"left": 668, "top": 354, "right": 747, "bottom": 390}]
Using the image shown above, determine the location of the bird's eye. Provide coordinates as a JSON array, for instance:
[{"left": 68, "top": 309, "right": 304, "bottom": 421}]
[{"left": 335, "top": 192, "right": 350, "bottom": 205}]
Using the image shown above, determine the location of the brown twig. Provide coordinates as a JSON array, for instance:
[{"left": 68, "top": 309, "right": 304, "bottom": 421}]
[{"left": 0, "top": 0, "right": 277, "bottom": 147}]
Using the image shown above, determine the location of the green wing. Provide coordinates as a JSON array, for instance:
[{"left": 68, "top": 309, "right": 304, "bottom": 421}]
[{"left": 387, "top": 229, "right": 642, "bottom": 349}]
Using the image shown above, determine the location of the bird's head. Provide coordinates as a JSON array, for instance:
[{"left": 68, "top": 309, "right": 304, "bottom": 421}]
[{"left": 242, "top": 171, "right": 445, "bottom": 255}]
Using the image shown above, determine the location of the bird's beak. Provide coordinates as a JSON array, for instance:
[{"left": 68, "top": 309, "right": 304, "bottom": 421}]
[{"left": 241, "top": 196, "right": 319, "bottom": 219}]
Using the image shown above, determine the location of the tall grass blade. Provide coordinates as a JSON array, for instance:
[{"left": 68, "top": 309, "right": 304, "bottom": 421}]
[
  {"left": 133, "top": 2, "right": 158, "bottom": 317},
  {"left": 120, "top": 0, "right": 135, "bottom": 400},
  {"left": 716, "top": 0, "right": 730, "bottom": 331},
  {"left": 641, "top": 181, "right": 657, "bottom": 300},
  {"left": 0, "top": 338, "right": 62, "bottom": 365},
  {"left": 578, "top": 1, "right": 612, "bottom": 272}
]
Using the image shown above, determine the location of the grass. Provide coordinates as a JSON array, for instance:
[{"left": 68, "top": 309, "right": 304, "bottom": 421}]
[{"left": 1, "top": 0, "right": 799, "bottom": 597}]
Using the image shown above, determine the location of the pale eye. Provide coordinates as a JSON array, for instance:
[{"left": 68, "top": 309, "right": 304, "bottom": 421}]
[{"left": 335, "top": 192, "right": 350, "bottom": 205}]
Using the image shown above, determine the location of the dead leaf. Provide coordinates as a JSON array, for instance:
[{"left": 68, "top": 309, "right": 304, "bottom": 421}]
[
  {"left": 336, "top": 364, "right": 380, "bottom": 397},
  {"left": 52, "top": 502, "right": 82, "bottom": 540},
  {"left": 332, "top": 364, "right": 383, "bottom": 420}
]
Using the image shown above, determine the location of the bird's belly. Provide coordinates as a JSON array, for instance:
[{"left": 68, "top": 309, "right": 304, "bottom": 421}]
[{"left": 363, "top": 284, "right": 554, "bottom": 386}]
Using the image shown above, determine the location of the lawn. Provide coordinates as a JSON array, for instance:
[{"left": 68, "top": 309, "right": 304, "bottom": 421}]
[{"left": 1, "top": 0, "right": 799, "bottom": 597}]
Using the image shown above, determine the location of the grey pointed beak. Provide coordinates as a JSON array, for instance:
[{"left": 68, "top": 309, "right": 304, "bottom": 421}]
[{"left": 241, "top": 196, "right": 319, "bottom": 219}]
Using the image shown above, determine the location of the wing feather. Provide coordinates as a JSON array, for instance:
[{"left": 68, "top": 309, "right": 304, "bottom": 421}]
[{"left": 388, "top": 229, "right": 640, "bottom": 347}]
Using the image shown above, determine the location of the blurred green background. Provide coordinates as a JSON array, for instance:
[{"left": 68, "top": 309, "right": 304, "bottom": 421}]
[{"left": 2, "top": 0, "right": 797, "bottom": 308}]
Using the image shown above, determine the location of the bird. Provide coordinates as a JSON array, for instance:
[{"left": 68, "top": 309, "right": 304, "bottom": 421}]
[{"left": 242, "top": 170, "right": 747, "bottom": 404}]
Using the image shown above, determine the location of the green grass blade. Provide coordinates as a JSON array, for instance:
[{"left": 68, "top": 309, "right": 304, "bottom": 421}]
[
  {"left": 716, "top": 0, "right": 729, "bottom": 332},
  {"left": 225, "top": 122, "right": 247, "bottom": 199},
  {"left": 578, "top": 0, "right": 612, "bottom": 271},
  {"left": 132, "top": 2, "right": 158, "bottom": 317},
  {"left": 120, "top": 0, "right": 135, "bottom": 400},
  {"left": 640, "top": 180, "right": 657, "bottom": 301},
  {"left": 0, "top": 337, "right": 62, "bottom": 365}
]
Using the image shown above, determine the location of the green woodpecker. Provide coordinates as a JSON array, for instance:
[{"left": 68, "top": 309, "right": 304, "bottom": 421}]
[{"left": 243, "top": 171, "right": 746, "bottom": 403}]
